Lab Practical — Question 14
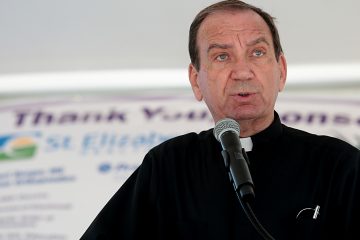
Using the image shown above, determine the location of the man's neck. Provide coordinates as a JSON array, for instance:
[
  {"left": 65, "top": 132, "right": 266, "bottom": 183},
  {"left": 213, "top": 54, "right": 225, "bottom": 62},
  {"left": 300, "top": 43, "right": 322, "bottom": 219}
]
[{"left": 238, "top": 114, "right": 274, "bottom": 137}]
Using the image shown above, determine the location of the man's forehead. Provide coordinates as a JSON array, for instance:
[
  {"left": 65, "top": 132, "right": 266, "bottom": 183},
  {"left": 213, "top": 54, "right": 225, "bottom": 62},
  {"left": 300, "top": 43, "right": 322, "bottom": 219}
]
[{"left": 198, "top": 10, "right": 271, "bottom": 42}]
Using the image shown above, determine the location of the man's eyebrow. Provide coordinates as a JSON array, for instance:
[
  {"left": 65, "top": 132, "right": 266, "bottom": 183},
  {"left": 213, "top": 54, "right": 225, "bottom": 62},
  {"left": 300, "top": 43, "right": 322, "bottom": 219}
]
[
  {"left": 246, "top": 37, "right": 270, "bottom": 47},
  {"left": 207, "top": 43, "right": 233, "bottom": 53}
]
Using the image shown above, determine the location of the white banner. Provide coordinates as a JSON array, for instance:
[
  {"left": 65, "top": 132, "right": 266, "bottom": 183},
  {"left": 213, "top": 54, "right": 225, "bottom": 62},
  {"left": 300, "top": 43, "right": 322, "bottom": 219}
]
[{"left": 0, "top": 92, "right": 359, "bottom": 240}]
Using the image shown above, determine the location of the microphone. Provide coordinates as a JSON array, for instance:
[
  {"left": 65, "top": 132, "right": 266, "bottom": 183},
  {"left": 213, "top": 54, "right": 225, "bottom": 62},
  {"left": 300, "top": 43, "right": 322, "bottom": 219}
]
[
  {"left": 214, "top": 119, "right": 276, "bottom": 240},
  {"left": 213, "top": 118, "right": 255, "bottom": 202}
]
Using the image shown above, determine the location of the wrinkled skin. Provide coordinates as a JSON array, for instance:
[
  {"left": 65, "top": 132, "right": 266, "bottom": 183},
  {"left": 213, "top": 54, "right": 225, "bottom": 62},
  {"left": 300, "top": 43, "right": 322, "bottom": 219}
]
[{"left": 189, "top": 10, "right": 287, "bottom": 137}]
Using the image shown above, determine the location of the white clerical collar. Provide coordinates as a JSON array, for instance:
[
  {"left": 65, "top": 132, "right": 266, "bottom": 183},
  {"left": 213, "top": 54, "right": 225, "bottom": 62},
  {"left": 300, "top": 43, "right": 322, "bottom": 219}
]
[{"left": 240, "top": 137, "right": 253, "bottom": 152}]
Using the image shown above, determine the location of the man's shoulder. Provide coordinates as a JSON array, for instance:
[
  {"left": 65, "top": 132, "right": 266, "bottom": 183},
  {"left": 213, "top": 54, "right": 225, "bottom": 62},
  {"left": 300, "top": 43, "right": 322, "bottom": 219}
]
[
  {"left": 149, "top": 128, "right": 215, "bottom": 153},
  {"left": 141, "top": 128, "right": 219, "bottom": 169},
  {"left": 282, "top": 124, "right": 359, "bottom": 153}
]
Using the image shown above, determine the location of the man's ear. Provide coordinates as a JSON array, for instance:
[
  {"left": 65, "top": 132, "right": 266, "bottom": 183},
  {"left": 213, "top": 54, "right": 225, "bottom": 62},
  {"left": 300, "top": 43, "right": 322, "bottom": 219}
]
[
  {"left": 188, "top": 63, "right": 203, "bottom": 101},
  {"left": 278, "top": 53, "right": 287, "bottom": 92}
]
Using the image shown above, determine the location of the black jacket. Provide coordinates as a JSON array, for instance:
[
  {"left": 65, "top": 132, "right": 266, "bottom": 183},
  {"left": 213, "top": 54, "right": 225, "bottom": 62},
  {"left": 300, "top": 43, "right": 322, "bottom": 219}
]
[{"left": 81, "top": 112, "right": 360, "bottom": 240}]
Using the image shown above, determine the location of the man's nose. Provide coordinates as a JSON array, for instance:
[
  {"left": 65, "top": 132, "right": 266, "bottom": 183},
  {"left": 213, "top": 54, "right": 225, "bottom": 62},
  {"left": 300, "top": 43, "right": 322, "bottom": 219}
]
[{"left": 230, "top": 59, "right": 254, "bottom": 81}]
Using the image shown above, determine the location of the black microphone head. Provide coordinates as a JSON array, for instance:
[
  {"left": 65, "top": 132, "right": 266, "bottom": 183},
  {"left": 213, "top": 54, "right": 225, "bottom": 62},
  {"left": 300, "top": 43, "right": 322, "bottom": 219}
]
[{"left": 213, "top": 118, "right": 240, "bottom": 141}]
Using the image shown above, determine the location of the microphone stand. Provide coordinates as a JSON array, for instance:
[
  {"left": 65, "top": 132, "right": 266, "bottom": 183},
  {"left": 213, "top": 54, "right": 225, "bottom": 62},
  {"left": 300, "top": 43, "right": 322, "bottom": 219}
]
[{"left": 221, "top": 148, "right": 275, "bottom": 240}]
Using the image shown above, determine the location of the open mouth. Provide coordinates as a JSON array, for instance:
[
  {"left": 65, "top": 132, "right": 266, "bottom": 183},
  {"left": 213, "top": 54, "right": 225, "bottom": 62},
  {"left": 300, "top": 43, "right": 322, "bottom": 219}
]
[{"left": 238, "top": 93, "right": 251, "bottom": 97}]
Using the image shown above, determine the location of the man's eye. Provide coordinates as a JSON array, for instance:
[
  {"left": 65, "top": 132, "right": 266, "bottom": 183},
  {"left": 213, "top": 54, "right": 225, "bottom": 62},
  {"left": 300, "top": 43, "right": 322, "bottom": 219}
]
[
  {"left": 216, "top": 54, "right": 228, "bottom": 61},
  {"left": 253, "top": 49, "right": 265, "bottom": 57}
]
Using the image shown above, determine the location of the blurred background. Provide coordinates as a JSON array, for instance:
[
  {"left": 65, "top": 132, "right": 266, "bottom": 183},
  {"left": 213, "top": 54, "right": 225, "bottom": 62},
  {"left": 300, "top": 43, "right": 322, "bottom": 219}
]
[{"left": 0, "top": 0, "right": 359, "bottom": 239}]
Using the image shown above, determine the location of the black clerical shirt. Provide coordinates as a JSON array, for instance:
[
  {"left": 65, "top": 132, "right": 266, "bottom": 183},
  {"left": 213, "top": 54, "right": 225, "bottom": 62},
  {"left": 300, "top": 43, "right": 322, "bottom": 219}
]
[{"left": 81, "top": 112, "right": 360, "bottom": 240}]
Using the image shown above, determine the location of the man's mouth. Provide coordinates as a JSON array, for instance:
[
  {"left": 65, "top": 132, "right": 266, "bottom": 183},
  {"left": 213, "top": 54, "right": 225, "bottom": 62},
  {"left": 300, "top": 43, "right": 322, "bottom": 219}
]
[{"left": 238, "top": 93, "right": 251, "bottom": 97}]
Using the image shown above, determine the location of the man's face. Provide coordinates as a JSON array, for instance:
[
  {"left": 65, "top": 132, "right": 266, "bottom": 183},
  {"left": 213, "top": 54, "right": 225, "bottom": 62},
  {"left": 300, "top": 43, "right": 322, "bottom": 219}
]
[{"left": 189, "top": 10, "right": 287, "bottom": 125}]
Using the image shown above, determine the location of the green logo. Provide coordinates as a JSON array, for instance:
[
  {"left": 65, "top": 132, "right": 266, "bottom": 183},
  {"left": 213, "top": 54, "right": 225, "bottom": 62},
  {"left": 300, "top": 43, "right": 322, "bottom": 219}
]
[{"left": 0, "top": 133, "right": 40, "bottom": 161}]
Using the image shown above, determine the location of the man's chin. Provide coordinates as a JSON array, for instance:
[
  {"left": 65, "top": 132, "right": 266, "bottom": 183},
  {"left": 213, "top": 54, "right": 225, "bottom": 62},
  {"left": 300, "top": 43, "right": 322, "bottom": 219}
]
[{"left": 232, "top": 110, "right": 260, "bottom": 121}]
